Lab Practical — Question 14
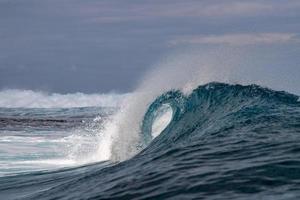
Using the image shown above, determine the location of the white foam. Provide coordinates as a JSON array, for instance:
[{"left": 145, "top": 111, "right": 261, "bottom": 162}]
[
  {"left": 0, "top": 89, "right": 127, "bottom": 108},
  {"left": 0, "top": 127, "right": 110, "bottom": 174}
]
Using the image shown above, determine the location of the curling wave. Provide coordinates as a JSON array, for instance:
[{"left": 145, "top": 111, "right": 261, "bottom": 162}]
[{"left": 140, "top": 82, "right": 299, "bottom": 153}]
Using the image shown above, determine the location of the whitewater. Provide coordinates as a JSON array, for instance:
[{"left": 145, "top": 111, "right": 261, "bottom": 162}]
[{"left": 0, "top": 49, "right": 300, "bottom": 199}]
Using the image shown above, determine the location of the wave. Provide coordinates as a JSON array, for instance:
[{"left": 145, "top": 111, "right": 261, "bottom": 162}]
[
  {"left": 140, "top": 82, "right": 299, "bottom": 152},
  {"left": 0, "top": 89, "right": 128, "bottom": 108},
  {"left": 1, "top": 82, "right": 299, "bottom": 199},
  {"left": 93, "top": 80, "right": 300, "bottom": 163},
  {"left": 100, "top": 47, "right": 300, "bottom": 162}
]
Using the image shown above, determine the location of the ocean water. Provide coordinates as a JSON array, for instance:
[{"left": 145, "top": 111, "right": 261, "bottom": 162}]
[{"left": 0, "top": 82, "right": 300, "bottom": 200}]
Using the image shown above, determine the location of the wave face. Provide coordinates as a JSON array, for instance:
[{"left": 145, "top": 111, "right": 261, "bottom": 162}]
[{"left": 1, "top": 83, "right": 300, "bottom": 200}]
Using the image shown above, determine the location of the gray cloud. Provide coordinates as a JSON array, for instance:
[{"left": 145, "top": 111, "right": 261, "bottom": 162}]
[
  {"left": 0, "top": 0, "right": 300, "bottom": 93},
  {"left": 77, "top": 0, "right": 300, "bottom": 23},
  {"left": 169, "top": 33, "right": 300, "bottom": 46}
]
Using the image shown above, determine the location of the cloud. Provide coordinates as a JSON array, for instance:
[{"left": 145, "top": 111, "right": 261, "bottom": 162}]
[
  {"left": 154, "top": 1, "right": 300, "bottom": 17},
  {"left": 144, "top": 2, "right": 274, "bottom": 17},
  {"left": 169, "top": 33, "right": 300, "bottom": 46},
  {"left": 80, "top": 0, "right": 300, "bottom": 24}
]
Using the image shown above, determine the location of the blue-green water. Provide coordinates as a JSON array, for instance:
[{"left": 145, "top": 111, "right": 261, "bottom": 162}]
[{"left": 0, "top": 83, "right": 300, "bottom": 199}]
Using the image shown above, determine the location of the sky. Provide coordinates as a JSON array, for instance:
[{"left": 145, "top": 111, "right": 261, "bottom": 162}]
[{"left": 0, "top": 0, "right": 300, "bottom": 93}]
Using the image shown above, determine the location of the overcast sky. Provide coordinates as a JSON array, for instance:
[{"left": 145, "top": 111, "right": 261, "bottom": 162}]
[{"left": 0, "top": 0, "right": 300, "bottom": 93}]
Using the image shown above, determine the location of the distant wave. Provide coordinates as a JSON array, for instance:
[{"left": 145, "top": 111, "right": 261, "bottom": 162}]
[{"left": 0, "top": 89, "right": 128, "bottom": 108}]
